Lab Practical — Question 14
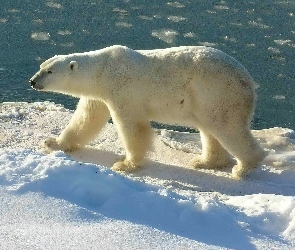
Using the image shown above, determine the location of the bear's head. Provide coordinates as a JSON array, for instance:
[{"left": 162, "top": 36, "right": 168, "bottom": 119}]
[{"left": 29, "top": 55, "right": 79, "bottom": 94}]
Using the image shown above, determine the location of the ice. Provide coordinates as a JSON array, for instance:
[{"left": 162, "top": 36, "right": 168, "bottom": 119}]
[
  {"left": 214, "top": 5, "right": 230, "bottom": 11},
  {"left": 46, "top": 2, "right": 63, "bottom": 9},
  {"left": 198, "top": 41, "right": 218, "bottom": 47},
  {"left": 274, "top": 39, "right": 292, "bottom": 45},
  {"left": 183, "top": 32, "right": 196, "bottom": 38},
  {"left": 0, "top": 18, "right": 7, "bottom": 23},
  {"left": 0, "top": 102, "right": 295, "bottom": 249},
  {"left": 273, "top": 95, "right": 286, "bottom": 100},
  {"left": 167, "top": 15, "right": 187, "bottom": 22},
  {"left": 31, "top": 32, "right": 51, "bottom": 41},
  {"left": 151, "top": 29, "right": 179, "bottom": 44},
  {"left": 249, "top": 21, "right": 270, "bottom": 29},
  {"left": 57, "top": 30, "right": 72, "bottom": 36},
  {"left": 268, "top": 47, "right": 281, "bottom": 53},
  {"left": 116, "top": 22, "right": 133, "bottom": 28},
  {"left": 223, "top": 36, "right": 238, "bottom": 43},
  {"left": 167, "top": 2, "right": 186, "bottom": 8}
]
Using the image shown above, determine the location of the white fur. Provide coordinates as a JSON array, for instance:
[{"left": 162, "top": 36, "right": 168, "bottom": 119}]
[{"left": 30, "top": 45, "right": 266, "bottom": 179}]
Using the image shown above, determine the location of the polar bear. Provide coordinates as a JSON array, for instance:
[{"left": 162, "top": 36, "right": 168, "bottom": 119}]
[{"left": 29, "top": 45, "right": 266, "bottom": 179}]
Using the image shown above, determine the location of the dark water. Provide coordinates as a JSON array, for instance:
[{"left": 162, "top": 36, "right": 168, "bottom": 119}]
[{"left": 0, "top": 0, "right": 294, "bottom": 130}]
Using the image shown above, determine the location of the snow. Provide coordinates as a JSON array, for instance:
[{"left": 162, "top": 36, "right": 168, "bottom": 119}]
[{"left": 0, "top": 102, "right": 295, "bottom": 249}]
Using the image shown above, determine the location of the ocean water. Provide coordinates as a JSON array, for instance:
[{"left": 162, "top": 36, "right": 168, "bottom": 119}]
[{"left": 0, "top": 0, "right": 294, "bottom": 130}]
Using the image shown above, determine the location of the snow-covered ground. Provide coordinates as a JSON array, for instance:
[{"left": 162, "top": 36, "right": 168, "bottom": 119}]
[{"left": 0, "top": 102, "right": 295, "bottom": 249}]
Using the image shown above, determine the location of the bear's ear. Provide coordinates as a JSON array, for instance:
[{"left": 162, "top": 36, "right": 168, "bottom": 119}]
[{"left": 69, "top": 61, "right": 78, "bottom": 71}]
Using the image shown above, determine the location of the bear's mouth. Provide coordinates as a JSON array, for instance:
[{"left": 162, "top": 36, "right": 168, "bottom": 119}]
[
  {"left": 29, "top": 79, "right": 36, "bottom": 88},
  {"left": 29, "top": 79, "right": 44, "bottom": 90}
]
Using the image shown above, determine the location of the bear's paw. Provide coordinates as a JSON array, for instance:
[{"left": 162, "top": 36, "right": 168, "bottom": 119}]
[
  {"left": 43, "top": 137, "right": 59, "bottom": 153},
  {"left": 42, "top": 137, "right": 78, "bottom": 153},
  {"left": 111, "top": 159, "right": 141, "bottom": 172},
  {"left": 190, "top": 155, "right": 233, "bottom": 170},
  {"left": 190, "top": 156, "right": 214, "bottom": 169},
  {"left": 231, "top": 164, "right": 250, "bottom": 180}
]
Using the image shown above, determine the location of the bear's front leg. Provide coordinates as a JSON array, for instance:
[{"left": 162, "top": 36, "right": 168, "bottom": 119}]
[
  {"left": 111, "top": 117, "right": 153, "bottom": 172},
  {"left": 43, "top": 98, "right": 110, "bottom": 153}
]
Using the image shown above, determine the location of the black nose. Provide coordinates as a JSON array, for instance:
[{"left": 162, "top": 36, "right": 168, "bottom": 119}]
[{"left": 29, "top": 79, "right": 36, "bottom": 87}]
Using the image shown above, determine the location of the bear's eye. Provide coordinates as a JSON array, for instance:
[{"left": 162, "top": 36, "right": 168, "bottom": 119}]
[{"left": 47, "top": 70, "right": 52, "bottom": 74}]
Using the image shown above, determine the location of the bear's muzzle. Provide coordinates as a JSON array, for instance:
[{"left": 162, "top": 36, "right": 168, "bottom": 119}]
[{"left": 29, "top": 79, "right": 44, "bottom": 90}]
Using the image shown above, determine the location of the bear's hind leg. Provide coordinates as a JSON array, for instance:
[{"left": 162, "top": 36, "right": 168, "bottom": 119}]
[
  {"left": 190, "top": 130, "right": 233, "bottom": 169},
  {"left": 111, "top": 118, "right": 153, "bottom": 172},
  {"left": 214, "top": 127, "right": 266, "bottom": 180},
  {"left": 44, "top": 98, "right": 110, "bottom": 153}
]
